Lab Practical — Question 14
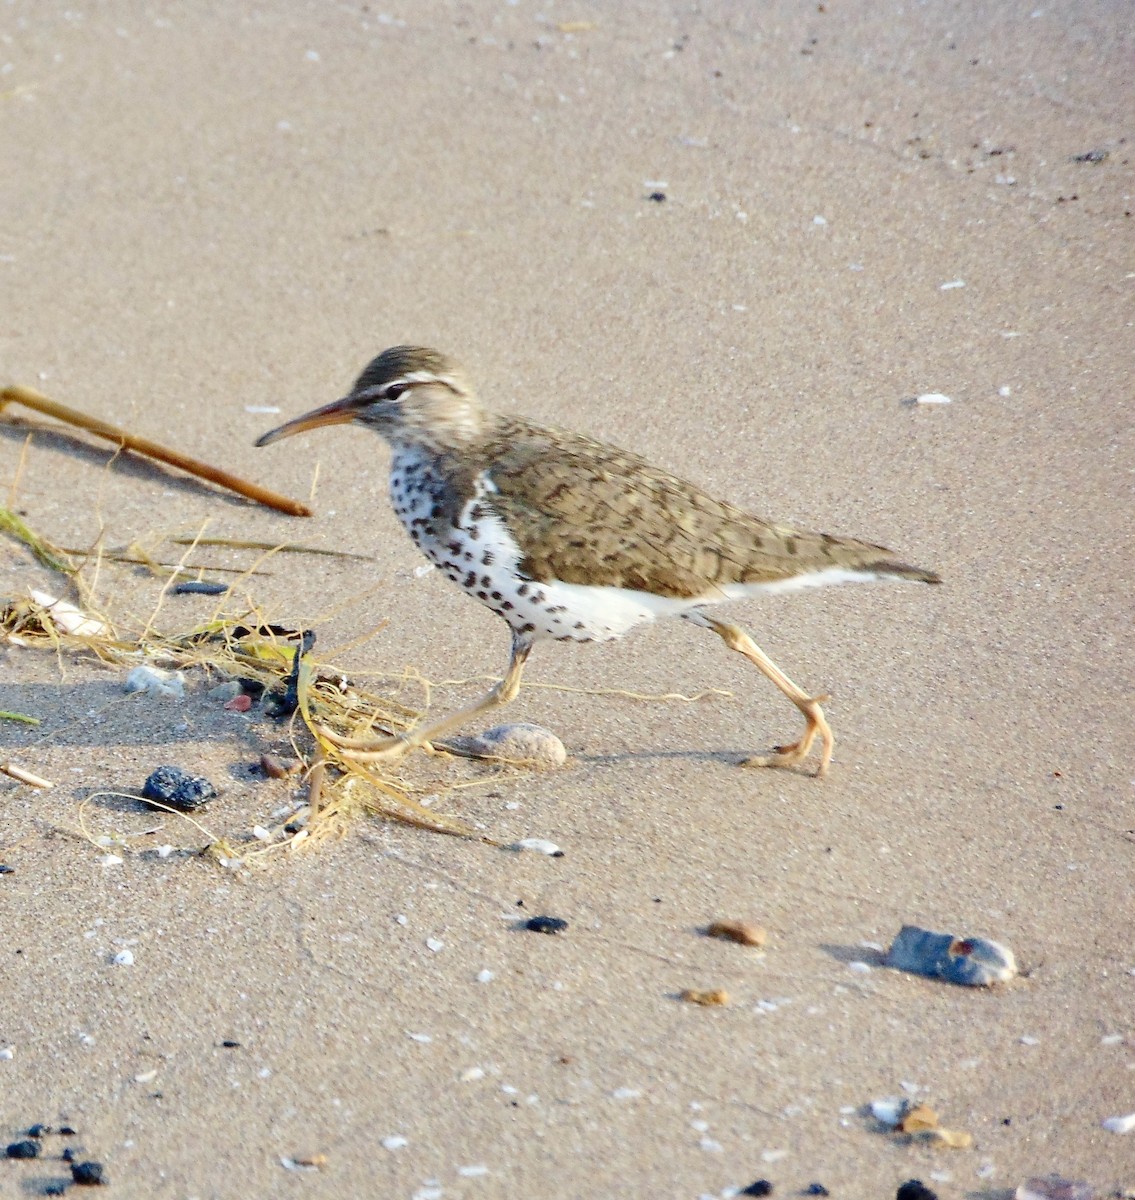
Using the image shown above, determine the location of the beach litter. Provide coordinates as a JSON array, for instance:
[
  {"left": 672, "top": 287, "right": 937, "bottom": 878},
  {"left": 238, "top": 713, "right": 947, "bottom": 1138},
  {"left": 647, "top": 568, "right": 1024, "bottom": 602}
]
[{"left": 885, "top": 924, "right": 1016, "bottom": 986}]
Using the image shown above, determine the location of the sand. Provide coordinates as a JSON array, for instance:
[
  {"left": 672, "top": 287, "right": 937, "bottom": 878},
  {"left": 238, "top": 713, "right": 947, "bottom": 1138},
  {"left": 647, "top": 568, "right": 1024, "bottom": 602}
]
[{"left": 1, "top": 2, "right": 1132, "bottom": 1196}]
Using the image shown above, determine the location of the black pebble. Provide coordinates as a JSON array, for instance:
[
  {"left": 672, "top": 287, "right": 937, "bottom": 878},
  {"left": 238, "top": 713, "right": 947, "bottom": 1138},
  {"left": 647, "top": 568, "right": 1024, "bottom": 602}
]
[
  {"left": 71, "top": 1160, "right": 106, "bottom": 1185},
  {"left": 741, "top": 1182, "right": 773, "bottom": 1197},
  {"left": 0, "top": 864, "right": 14, "bottom": 874},
  {"left": 647, "top": 191, "right": 667, "bottom": 202},
  {"left": 27, "top": 1124, "right": 50, "bottom": 1138},
  {"left": 62, "top": 1148, "right": 77, "bottom": 1162},
  {"left": 525, "top": 915, "right": 568, "bottom": 935},
  {"left": 59, "top": 1127, "right": 77, "bottom": 1137},
  {"left": 173, "top": 580, "right": 229, "bottom": 595},
  {"left": 897, "top": 1182, "right": 938, "bottom": 1200},
  {"left": 142, "top": 765, "right": 217, "bottom": 812},
  {"left": 221, "top": 1040, "right": 241, "bottom": 1049},
  {"left": 6, "top": 1140, "right": 39, "bottom": 1159},
  {"left": 45, "top": 1185, "right": 69, "bottom": 1197},
  {"left": 803, "top": 1187, "right": 830, "bottom": 1197}
]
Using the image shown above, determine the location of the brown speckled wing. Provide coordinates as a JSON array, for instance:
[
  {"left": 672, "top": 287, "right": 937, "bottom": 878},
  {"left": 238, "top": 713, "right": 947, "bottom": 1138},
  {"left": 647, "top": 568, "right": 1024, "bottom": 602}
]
[{"left": 482, "top": 418, "right": 937, "bottom": 597}]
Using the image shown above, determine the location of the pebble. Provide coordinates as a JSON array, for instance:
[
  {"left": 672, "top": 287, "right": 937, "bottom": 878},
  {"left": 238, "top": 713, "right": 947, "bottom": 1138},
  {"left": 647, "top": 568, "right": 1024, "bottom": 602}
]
[
  {"left": 740, "top": 1181, "right": 773, "bottom": 1196},
  {"left": 111, "top": 949, "right": 134, "bottom": 966},
  {"left": 6, "top": 1140, "right": 39, "bottom": 1159},
  {"left": 896, "top": 1183, "right": 938, "bottom": 1200},
  {"left": 141, "top": 765, "right": 217, "bottom": 812},
  {"left": 1102, "top": 1112, "right": 1135, "bottom": 1134},
  {"left": 679, "top": 988, "right": 730, "bottom": 1007},
  {"left": 885, "top": 924, "right": 1017, "bottom": 986},
  {"left": 224, "top": 693, "right": 253, "bottom": 712},
  {"left": 173, "top": 580, "right": 228, "bottom": 595},
  {"left": 914, "top": 393, "right": 952, "bottom": 405},
  {"left": 1016, "top": 1178, "right": 1094, "bottom": 1200},
  {"left": 71, "top": 1161, "right": 106, "bottom": 1186},
  {"left": 706, "top": 920, "right": 767, "bottom": 947},
  {"left": 124, "top": 664, "right": 186, "bottom": 699},
  {"left": 524, "top": 915, "right": 568, "bottom": 935},
  {"left": 381, "top": 1135, "right": 408, "bottom": 1151},
  {"left": 260, "top": 753, "right": 301, "bottom": 779},
  {"left": 803, "top": 1187, "right": 830, "bottom": 1197},
  {"left": 0, "top": 1047, "right": 15, "bottom": 1060},
  {"left": 208, "top": 681, "right": 244, "bottom": 701},
  {"left": 456, "top": 723, "right": 567, "bottom": 769}
]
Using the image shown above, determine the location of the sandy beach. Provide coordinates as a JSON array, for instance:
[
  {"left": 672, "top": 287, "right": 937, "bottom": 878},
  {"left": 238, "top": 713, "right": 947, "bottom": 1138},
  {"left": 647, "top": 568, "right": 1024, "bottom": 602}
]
[{"left": 2, "top": 2, "right": 1132, "bottom": 1196}]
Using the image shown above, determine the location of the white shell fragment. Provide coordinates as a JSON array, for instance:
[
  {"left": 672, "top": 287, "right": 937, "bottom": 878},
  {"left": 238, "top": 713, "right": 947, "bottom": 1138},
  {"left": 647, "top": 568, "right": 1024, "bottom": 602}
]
[
  {"left": 111, "top": 950, "right": 135, "bottom": 966},
  {"left": 871, "top": 1097, "right": 908, "bottom": 1127},
  {"left": 1102, "top": 1112, "right": 1135, "bottom": 1134},
  {"left": 29, "top": 590, "right": 109, "bottom": 637},
  {"left": 886, "top": 924, "right": 1017, "bottom": 986},
  {"left": 511, "top": 838, "right": 564, "bottom": 856},
  {"left": 381, "top": 1136, "right": 408, "bottom": 1151},
  {"left": 454, "top": 723, "right": 567, "bottom": 769},
  {"left": 915, "top": 393, "right": 952, "bottom": 404},
  {"left": 124, "top": 664, "right": 186, "bottom": 699}
]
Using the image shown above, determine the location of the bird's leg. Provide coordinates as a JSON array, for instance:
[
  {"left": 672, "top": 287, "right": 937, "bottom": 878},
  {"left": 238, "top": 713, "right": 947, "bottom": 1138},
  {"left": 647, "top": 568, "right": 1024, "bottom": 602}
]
[
  {"left": 319, "top": 636, "right": 532, "bottom": 765},
  {"left": 697, "top": 614, "right": 833, "bottom": 778}
]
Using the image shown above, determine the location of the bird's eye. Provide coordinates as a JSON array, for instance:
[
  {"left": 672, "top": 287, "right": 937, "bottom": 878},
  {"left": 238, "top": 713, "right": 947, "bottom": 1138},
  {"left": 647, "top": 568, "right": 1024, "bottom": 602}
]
[{"left": 384, "top": 382, "right": 407, "bottom": 401}]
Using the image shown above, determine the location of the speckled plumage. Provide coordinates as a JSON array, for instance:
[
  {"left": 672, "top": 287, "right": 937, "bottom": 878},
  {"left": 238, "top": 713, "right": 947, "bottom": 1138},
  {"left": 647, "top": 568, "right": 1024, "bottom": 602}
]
[{"left": 256, "top": 345, "right": 940, "bottom": 775}]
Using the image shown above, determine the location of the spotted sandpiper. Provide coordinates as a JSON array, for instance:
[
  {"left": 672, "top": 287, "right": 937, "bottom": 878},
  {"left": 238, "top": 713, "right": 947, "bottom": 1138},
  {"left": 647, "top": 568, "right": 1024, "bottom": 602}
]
[{"left": 256, "top": 346, "right": 940, "bottom": 776}]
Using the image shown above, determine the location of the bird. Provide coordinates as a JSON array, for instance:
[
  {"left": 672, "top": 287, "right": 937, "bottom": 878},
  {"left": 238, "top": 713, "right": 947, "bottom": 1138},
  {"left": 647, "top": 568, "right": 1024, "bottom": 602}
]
[{"left": 256, "top": 346, "right": 940, "bottom": 776}]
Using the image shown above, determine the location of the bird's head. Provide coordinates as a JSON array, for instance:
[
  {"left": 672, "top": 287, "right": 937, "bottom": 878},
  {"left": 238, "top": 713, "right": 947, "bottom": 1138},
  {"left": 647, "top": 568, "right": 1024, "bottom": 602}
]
[{"left": 255, "top": 346, "right": 485, "bottom": 452}]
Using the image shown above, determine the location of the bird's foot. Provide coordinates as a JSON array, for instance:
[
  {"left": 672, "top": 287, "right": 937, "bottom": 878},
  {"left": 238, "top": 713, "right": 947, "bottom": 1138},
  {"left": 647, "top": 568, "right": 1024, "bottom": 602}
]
[{"left": 741, "top": 693, "right": 833, "bottom": 778}]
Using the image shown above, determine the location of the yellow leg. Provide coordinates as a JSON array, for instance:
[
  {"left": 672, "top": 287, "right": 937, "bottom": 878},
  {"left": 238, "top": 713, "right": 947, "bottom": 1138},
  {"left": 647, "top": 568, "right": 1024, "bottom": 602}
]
[
  {"left": 696, "top": 615, "right": 833, "bottom": 778},
  {"left": 318, "top": 636, "right": 532, "bottom": 765}
]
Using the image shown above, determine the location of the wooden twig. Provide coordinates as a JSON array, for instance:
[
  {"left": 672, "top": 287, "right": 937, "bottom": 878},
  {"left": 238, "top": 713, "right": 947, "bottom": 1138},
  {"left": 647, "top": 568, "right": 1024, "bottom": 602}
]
[
  {"left": 0, "top": 384, "right": 313, "bottom": 517},
  {"left": 1, "top": 761, "right": 55, "bottom": 788}
]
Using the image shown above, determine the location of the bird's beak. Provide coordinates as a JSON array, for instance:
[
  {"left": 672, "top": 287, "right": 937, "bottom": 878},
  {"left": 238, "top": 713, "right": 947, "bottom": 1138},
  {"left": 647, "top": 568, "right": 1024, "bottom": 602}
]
[{"left": 254, "top": 395, "right": 363, "bottom": 447}]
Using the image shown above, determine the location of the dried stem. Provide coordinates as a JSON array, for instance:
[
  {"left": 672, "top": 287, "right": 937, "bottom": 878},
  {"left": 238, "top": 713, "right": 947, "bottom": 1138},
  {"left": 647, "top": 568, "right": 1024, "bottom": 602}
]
[{"left": 1, "top": 383, "right": 312, "bottom": 517}]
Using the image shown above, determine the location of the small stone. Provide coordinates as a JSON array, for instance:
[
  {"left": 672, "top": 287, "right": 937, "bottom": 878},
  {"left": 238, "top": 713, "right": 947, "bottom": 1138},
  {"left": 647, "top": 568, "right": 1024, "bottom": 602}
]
[
  {"left": 914, "top": 392, "right": 952, "bottom": 405},
  {"left": 173, "top": 580, "right": 228, "bottom": 595},
  {"left": 679, "top": 988, "right": 730, "bottom": 1007},
  {"left": 111, "top": 949, "right": 134, "bottom": 966},
  {"left": 706, "top": 920, "right": 767, "bottom": 946},
  {"left": 741, "top": 1181, "right": 773, "bottom": 1196},
  {"left": 1016, "top": 1179, "right": 1094, "bottom": 1200},
  {"left": 71, "top": 1160, "right": 106, "bottom": 1185},
  {"left": 898, "top": 1103, "right": 939, "bottom": 1133},
  {"left": 524, "top": 915, "right": 568, "bottom": 935},
  {"left": 381, "top": 1136, "right": 408, "bottom": 1151},
  {"left": 224, "top": 693, "right": 253, "bottom": 712},
  {"left": 455, "top": 723, "right": 567, "bottom": 769},
  {"left": 6, "top": 1140, "right": 39, "bottom": 1159},
  {"left": 260, "top": 753, "right": 300, "bottom": 779},
  {"left": 141, "top": 765, "right": 217, "bottom": 812},
  {"left": 803, "top": 1186, "right": 830, "bottom": 1197},
  {"left": 1103, "top": 1112, "right": 1135, "bottom": 1134},
  {"left": 124, "top": 664, "right": 186, "bottom": 699},
  {"left": 27, "top": 1124, "right": 50, "bottom": 1138},
  {"left": 208, "top": 681, "right": 244, "bottom": 701},
  {"left": 896, "top": 1183, "right": 938, "bottom": 1200}
]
